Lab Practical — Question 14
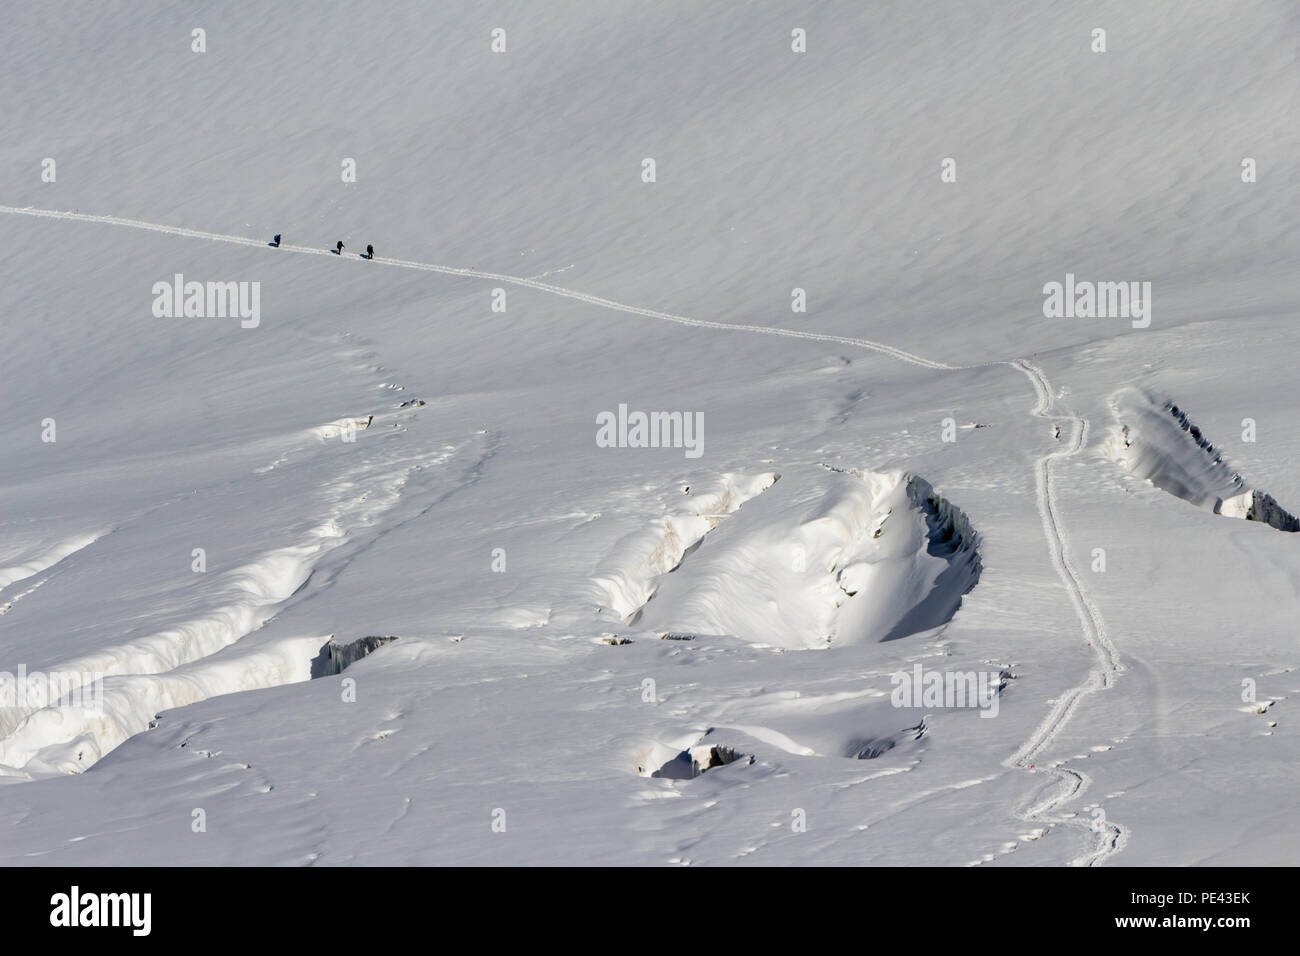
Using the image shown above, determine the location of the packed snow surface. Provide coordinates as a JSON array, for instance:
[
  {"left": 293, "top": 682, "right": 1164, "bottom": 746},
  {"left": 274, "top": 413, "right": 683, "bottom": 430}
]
[{"left": 0, "top": 1, "right": 1297, "bottom": 865}]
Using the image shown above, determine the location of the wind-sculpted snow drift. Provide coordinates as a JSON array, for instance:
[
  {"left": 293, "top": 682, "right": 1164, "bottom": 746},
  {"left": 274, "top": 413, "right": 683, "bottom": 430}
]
[
  {"left": 592, "top": 468, "right": 980, "bottom": 648},
  {"left": 1105, "top": 389, "right": 1299, "bottom": 532},
  {"left": 0, "top": 429, "right": 477, "bottom": 779},
  {"left": 0, "top": 635, "right": 329, "bottom": 778},
  {"left": 0, "top": 533, "right": 105, "bottom": 590},
  {"left": 588, "top": 472, "right": 780, "bottom": 624}
]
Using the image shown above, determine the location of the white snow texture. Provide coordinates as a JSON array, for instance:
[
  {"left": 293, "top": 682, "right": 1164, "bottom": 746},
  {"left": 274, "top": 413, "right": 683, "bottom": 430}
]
[{"left": 0, "top": 1, "right": 1297, "bottom": 866}]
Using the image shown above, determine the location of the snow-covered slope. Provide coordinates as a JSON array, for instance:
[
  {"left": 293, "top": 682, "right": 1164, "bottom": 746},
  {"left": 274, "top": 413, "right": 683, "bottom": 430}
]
[{"left": 1, "top": 1, "right": 1297, "bottom": 865}]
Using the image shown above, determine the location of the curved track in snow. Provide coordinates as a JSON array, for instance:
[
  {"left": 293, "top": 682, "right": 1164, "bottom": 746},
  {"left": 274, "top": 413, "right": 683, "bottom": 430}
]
[
  {"left": 0, "top": 205, "right": 952, "bottom": 372},
  {"left": 0, "top": 204, "right": 1126, "bottom": 863},
  {"left": 1001, "top": 361, "right": 1128, "bottom": 866}
]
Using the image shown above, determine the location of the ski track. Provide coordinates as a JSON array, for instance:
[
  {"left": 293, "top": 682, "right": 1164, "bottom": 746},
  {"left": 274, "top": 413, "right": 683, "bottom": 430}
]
[
  {"left": 0, "top": 204, "right": 1127, "bottom": 864},
  {"left": 0, "top": 205, "right": 951, "bottom": 371},
  {"left": 999, "top": 360, "right": 1128, "bottom": 867}
]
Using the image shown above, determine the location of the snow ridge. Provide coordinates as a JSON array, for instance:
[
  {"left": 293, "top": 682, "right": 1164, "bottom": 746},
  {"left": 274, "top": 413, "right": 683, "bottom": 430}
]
[{"left": 1105, "top": 389, "right": 1300, "bottom": 532}]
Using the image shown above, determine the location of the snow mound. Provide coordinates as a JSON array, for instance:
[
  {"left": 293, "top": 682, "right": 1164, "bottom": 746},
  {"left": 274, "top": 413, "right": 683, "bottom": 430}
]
[
  {"left": 633, "top": 732, "right": 752, "bottom": 780},
  {"left": 311, "top": 416, "right": 374, "bottom": 441},
  {"left": 634, "top": 468, "right": 981, "bottom": 649},
  {"left": 1105, "top": 389, "right": 1299, "bottom": 532}
]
